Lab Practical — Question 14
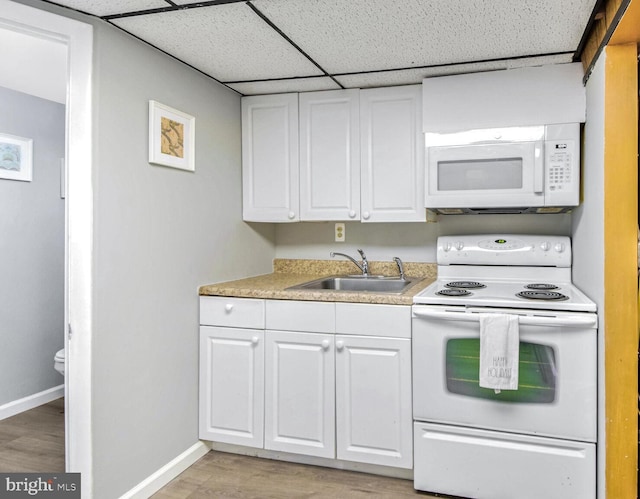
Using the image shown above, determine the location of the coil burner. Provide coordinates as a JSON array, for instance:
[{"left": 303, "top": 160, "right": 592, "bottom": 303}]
[
  {"left": 525, "top": 283, "right": 559, "bottom": 291},
  {"left": 516, "top": 290, "right": 568, "bottom": 301},
  {"left": 437, "top": 288, "right": 472, "bottom": 297},
  {"left": 445, "top": 281, "right": 486, "bottom": 289}
]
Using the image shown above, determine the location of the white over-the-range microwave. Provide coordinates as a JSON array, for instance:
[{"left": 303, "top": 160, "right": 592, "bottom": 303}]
[{"left": 424, "top": 123, "right": 580, "bottom": 214}]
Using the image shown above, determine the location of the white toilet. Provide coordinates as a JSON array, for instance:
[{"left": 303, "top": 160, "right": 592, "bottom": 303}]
[{"left": 54, "top": 348, "right": 65, "bottom": 376}]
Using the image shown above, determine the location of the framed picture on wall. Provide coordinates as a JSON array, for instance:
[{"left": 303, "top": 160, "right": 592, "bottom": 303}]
[
  {"left": 148, "top": 100, "right": 195, "bottom": 172},
  {"left": 0, "top": 133, "right": 33, "bottom": 182}
]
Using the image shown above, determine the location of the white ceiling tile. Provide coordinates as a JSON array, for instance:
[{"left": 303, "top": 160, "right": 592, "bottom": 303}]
[
  {"left": 253, "top": 0, "right": 595, "bottom": 74},
  {"left": 227, "top": 77, "right": 341, "bottom": 95},
  {"left": 112, "top": 3, "right": 324, "bottom": 82},
  {"left": 334, "top": 54, "right": 575, "bottom": 89},
  {"left": 50, "top": 0, "right": 171, "bottom": 17}
]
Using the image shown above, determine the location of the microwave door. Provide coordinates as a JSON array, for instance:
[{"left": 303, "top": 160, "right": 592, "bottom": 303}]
[{"left": 426, "top": 142, "right": 544, "bottom": 209}]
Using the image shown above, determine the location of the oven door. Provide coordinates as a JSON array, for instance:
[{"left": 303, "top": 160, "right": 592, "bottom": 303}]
[
  {"left": 412, "top": 306, "right": 597, "bottom": 442},
  {"left": 425, "top": 140, "right": 544, "bottom": 209}
]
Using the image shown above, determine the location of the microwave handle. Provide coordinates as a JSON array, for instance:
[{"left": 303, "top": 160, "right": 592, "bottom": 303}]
[
  {"left": 533, "top": 142, "right": 544, "bottom": 193},
  {"left": 413, "top": 308, "right": 597, "bottom": 328}
]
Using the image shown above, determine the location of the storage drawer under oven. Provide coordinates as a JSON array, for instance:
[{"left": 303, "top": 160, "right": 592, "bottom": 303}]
[{"left": 414, "top": 422, "right": 595, "bottom": 499}]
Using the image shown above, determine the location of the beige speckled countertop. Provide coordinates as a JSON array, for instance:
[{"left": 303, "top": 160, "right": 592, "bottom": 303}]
[{"left": 199, "top": 259, "right": 437, "bottom": 305}]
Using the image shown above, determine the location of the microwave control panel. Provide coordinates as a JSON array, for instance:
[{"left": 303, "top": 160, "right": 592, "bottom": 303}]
[{"left": 545, "top": 138, "right": 579, "bottom": 206}]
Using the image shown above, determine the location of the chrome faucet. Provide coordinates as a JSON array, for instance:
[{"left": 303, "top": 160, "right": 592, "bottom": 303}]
[
  {"left": 393, "top": 256, "right": 406, "bottom": 280},
  {"left": 330, "top": 249, "right": 370, "bottom": 276}
]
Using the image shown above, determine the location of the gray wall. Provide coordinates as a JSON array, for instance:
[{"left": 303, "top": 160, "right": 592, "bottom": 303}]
[
  {"left": 275, "top": 214, "right": 573, "bottom": 262},
  {"left": 0, "top": 86, "right": 65, "bottom": 406},
  {"left": 89, "top": 21, "right": 275, "bottom": 499},
  {"left": 572, "top": 52, "right": 606, "bottom": 499},
  {"left": 94, "top": 20, "right": 279, "bottom": 499}
]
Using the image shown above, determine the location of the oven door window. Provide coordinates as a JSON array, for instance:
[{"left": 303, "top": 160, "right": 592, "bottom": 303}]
[{"left": 445, "top": 339, "right": 556, "bottom": 403}]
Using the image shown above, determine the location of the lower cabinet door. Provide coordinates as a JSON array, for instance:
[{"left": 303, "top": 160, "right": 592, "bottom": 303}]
[
  {"left": 199, "top": 326, "right": 264, "bottom": 447},
  {"left": 264, "top": 330, "right": 335, "bottom": 458},
  {"left": 335, "top": 335, "right": 413, "bottom": 468}
]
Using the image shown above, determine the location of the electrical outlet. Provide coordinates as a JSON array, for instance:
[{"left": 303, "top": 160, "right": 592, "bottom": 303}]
[{"left": 334, "top": 223, "right": 345, "bottom": 242}]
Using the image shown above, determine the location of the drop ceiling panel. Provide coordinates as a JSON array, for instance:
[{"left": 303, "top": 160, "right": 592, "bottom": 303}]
[
  {"left": 228, "top": 77, "right": 340, "bottom": 95},
  {"left": 112, "top": 3, "right": 325, "bottom": 82},
  {"left": 334, "top": 54, "right": 575, "bottom": 89},
  {"left": 253, "top": 0, "right": 596, "bottom": 74},
  {"left": 50, "top": 0, "right": 170, "bottom": 17}
]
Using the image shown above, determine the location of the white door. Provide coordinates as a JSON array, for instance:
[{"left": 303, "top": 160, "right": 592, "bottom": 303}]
[
  {"left": 412, "top": 306, "right": 598, "bottom": 441},
  {"left": 299, "top": 89, "right": 360, "bottom": 221},
  {"left": 199, "top": 326, "right": 264, "bottom": 448},
  {"left": 335, "top": 335, "right": 413, "bottom": 468},
  {"left": 360, "top": 85, "right": 425, "bottom": 222},
  {"left": 242, "top": 93, "right": 299, "bottom": 222},
  {"left": 265, "top": 330, "right": 335, "bottom": 458}
]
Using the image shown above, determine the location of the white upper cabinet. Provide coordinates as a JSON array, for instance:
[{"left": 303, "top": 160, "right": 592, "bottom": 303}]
[
  {"left": 360, "top": 85, "right": 425, "bottom": 222},
  {"left": 422, "top": 63, "right": 586, "bottom": 133},
  {"left": 299, "top": 89, "right": 361, "bottom": 221},
  {"left": 242, "top": 93, "right": 299, "bottom": 222}
]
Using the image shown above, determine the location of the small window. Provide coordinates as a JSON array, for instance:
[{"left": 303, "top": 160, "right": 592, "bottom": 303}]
[{"left": 445, "top": 339, "right": 556, "bottom": 403}]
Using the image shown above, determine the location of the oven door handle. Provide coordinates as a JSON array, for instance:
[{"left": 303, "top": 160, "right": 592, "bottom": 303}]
[{"left": 412, "top": 309, "right": 597, "bottom": 327}]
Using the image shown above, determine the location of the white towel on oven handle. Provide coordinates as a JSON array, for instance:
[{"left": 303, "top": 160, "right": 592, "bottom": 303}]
[{"left": 478, "top": 313, "right": 519, "bottom": 392}]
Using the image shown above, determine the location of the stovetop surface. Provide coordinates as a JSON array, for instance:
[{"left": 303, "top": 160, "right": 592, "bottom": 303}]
[{"left": 414, "top": 276, "right": 596, "bottom": 312}]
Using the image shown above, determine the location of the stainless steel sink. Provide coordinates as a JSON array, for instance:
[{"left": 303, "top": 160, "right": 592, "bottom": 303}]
[{"left": 288, "top": 275, "right": 414, "bottom": 294}]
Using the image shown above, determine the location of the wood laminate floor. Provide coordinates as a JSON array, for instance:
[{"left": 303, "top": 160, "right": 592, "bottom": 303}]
[
  {"left": 153, "top": 451, "right": 442, "bottom": 499},
  {"left": 0, "top": 397, "right": 65, "bottom": 472},
  {"left": 0, "top": 401, "right": 442, "bottom": 497}
]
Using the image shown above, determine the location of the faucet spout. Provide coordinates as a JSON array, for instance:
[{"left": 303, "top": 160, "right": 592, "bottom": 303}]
[
  {"left": 393, "top": 256, "right": 406, "bottom": 280},
  {"left": 330, "top": 250, "right": 369, "bottom": 276}
]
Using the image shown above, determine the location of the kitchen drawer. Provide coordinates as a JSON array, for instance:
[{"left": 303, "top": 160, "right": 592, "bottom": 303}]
[
  {"left": 266, "top": 300, "right": 335, "bottom": 333},
  {"left": 414, "top": 422, "right": 595, "bottom": 499},
  {"left": 336, "top": 303, "right": 410, "bottom": 338},
  {"left": 199, "top": 296, "right": 265, "bottom": 329}
]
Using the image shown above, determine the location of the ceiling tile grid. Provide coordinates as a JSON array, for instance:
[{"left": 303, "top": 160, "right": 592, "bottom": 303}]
[
  {"left": 44, "top": 0, "right": 599, "bottom": 95},
  {"left": 50, "top": 0, "right": 171, "bottom": 17},
  {"left": 227, "top": 76, "right": 341, "bottom": 95},
  {"left": 111, "top": 3, "right": 324, "bottom": 82},
  {"left": 252, "top": 0, "right": 596, "bottom": 74}
]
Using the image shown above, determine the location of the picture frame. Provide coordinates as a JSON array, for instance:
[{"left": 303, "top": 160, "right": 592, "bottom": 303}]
[
  {"left": 0, "top": 133, "right": 33, "bottom": 182},
  {"left": 148, "top": 100, "right": 195, "bottom": 171}
]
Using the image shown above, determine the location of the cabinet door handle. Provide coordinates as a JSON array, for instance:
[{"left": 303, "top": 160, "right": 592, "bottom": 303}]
[
  {"left": 321, "top": 339, "right": 330, "bottom": 351},
  {"left": 362, "top": 211, "right": 370, "bottom": 220},
  {"left": 224, "top": 304, "right": 234, "bottom": 313},
  {"left": 251, "top": 336, "right": 259, "bottom": 345},
  {"left": 288, "top": 211, "right": 296, "bottom": 219},
  {"left": 348, "top": 210, "right": 356, "bottom": 218},
  {"left": 336, "top": 340, "right": 344, "bottom": 351}
]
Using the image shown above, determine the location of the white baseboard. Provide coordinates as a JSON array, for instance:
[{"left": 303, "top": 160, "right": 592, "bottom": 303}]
[
  {"left": 0, "top": 385, "right": 64, "bottom": 421},
  {"left": 119, "top": 441, "right": 211, "bottom": 499}
]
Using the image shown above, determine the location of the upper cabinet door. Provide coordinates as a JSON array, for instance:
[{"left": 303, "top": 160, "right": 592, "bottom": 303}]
[
  {"left": 242, "top": 93, "right": 299, "bottom": 222},
  {"left": 299, "top": 89, "right": 360, "bottom": 221},
  {"left": 360, "top": 85, "right": 425, "bottom": 222}
]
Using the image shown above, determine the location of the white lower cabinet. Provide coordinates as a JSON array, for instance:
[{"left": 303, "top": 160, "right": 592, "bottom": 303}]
[
  {"left": 264, "top": 330, "right": 335, "bottom": 458},
  {"left": 199, "top": 298, "right": 412, "bottom": 470},
  {"left": 199, "top": 325, "right": 264, "bottom": 447},
  {"left": 335, "top": 334, "right": 412, "bottom": 469}
]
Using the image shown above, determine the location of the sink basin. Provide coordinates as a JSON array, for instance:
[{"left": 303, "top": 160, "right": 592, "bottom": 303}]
[{"left": 289, "top": 275, "right": 414, "bottom": 294}]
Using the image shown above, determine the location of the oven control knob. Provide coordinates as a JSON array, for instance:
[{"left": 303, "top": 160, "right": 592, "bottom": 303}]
[
  {"left": 554, "top": 243, "right": 566, "bottom": 253},
  {"left": 454, "top": 241, "right": 464, "bottom": 251},
  {"left": 442, "top": 242, "right": 452, "bottom": 252},
  {"left": 540, "top": 242, "right": 551, "bottom": 251}
]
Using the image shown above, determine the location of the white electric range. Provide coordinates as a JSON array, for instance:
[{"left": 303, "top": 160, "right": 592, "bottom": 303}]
[{"left": 412, "top": 234, "right": 597, "bottom": 499}]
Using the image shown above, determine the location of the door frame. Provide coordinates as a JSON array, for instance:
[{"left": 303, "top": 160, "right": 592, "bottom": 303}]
[{"left": 0, "top": 1, "right": 94, "bottom": 496}]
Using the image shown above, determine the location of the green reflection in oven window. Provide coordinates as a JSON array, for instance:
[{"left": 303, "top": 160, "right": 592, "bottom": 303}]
[{"left": 445, "top": 339, "right": 557, "bottom": 403}]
